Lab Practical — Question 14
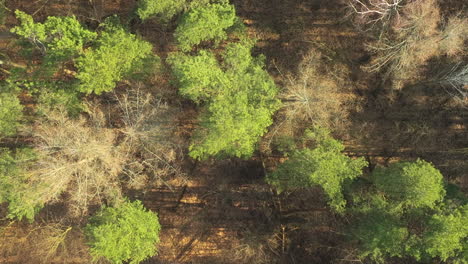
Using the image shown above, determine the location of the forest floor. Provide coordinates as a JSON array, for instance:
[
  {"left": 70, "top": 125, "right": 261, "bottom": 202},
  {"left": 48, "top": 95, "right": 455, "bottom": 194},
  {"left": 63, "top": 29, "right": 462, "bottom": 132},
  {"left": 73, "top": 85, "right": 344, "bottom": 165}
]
[{"left": 0, "top": 0, "right": 466, "bottom": 263}]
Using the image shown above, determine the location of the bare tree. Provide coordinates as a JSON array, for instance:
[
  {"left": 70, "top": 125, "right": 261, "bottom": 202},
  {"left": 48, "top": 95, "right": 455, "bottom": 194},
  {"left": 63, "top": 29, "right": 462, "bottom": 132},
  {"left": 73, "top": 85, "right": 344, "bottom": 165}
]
[
  {"left": 30, "top": 106, "right": 125, "bottom": 217},
  {"left": 355, "top": 0, "right": 468, "bottom": 89},
  {"left": 115, "top": 84, "right": 185, "bottom": 190},
  {"left": 349, "top": 0, "right": 403, "bottom": 28},
  {"left": 263, "top": 50, "right": 354, "bottom": 153}
]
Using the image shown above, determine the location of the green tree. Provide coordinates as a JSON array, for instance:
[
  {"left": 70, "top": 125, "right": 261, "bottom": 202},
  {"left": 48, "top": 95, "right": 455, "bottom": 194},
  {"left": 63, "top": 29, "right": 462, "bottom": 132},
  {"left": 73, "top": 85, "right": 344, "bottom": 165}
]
[
  {"left": 174, "top": 1, "right": 236, "bottom": 51},
  {"left": 0, "top": 90, "right": 22, "bottom": 137},
  {"left": 168, "top": 40, "right": 280, "bottom": 159},
  {"left": 0, "top": 148, "right": 43, "bottom": 222},
  {"left": 372, "top": 159, "right": 445, "bottom": 209},
  {"left": 11, "top": 10, "right": 96, "bottom": 64},
  {"left": 266, "top": 127, "right": 368, "bottom": 212},
  {"left": 351, "top": 207, "right": 409, "bottom": 262},
  {"left": 136, "top": 0, "right": 186, "bottom": 21},
  {"left": 85, "top": 200, "right": 161, "bottom": 264},
  {"left": 422, "top": 205, "right": 468, "bottom": 261},
  {"left": 75, "top": 17, "right": 154, "bottom": 94}
]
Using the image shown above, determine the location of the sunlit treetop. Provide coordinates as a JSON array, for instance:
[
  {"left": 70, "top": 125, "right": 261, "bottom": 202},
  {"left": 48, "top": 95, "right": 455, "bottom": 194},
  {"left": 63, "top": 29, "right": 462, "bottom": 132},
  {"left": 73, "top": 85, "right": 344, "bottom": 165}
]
[
  {"left": 11, "top": 10, "right": 97, "bottom": 63},
  {"left": 266, "top": 127, "right": 368, "bottom": 213},
  {"left": 174, "top": 1, "right": 236, "bottom": 51},
  {"left": 372, "top": 159, "right": 446, "bottom": 209},
  {"left": 75, "top": 17, "right": 154, "bottom": 94},
  {"left": 168, "top": 40, "right": 280, "bottom": 159},
  {"left": 85, "top": 200, "right": 161, "bottom": 264}
]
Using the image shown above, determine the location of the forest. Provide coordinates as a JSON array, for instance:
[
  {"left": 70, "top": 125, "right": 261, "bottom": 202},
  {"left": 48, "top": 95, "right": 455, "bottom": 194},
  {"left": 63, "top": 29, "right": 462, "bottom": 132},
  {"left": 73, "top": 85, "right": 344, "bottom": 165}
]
[{"left": 0, "top": 0, "right": 466, "bottom": 263}]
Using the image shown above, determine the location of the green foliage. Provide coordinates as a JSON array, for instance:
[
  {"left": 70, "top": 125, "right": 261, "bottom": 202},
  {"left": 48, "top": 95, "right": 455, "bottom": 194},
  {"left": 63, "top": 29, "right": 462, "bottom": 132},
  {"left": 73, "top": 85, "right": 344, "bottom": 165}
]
[
  {"left": 11, "top": 10, "right": 96, "bottom": 63},
  {"left": 136, "top": 0, "right": 186, "bottom": 21},
  {"left": 266, "top": 127, "right": 368, "bottom": 212},
  {"left": 11, "top": 10, "right": 46, "bottom": 43},
  {"left": 372, "top": 159, "right": 445, "bottom": 209},
  {"left": 75, "top": 18, "right": 154, "bottom": 94},
  {"left": 351, "top": 208, "right": 409, "bottom": 262},
  {"left": 0, "top": 148, "right": 43, "bottom": 222},
  {"left": 37, "top": 86, "right": 84, "bottom": 117},
  {"left": 174, "top": 1, "right": 236, "bottom": 51},
  {"left": 0, "top": 0, "right": 7, "bottom": 25},
  {"left": 0, "top": 88, "right": 23, "bottom": 137},
  {"left": 168, "top": 41, "right": 280, "bottom": 159},
  {"left": 85, "top": 200, "right": 161, "bottom": 264},
  {"left": 169, "top": 50, "right": 225, "bottom": 101},
  {"left": 422, "top": 205, "right": 468, "bottom": 261}
]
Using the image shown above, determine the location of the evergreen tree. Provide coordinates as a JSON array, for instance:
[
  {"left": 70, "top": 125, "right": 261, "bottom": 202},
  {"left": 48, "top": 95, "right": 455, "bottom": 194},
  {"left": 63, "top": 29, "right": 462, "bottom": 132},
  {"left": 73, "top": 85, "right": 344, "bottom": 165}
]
[
  {"left": 85, "top": 200, "right": 161, "bottom": 264},
  {"left": 75, "top": 17, "right": 154, "bottom": 94},
  {"left": 372, "top": 159, "right": 446, "bottom": 209},
  {"left": 168, "top": 40, "right": 280, "bottom": 159},
  {"left": 174, "top": 1, "right": 236, "bottom": 51},
  {"left": 136, "top": 0, "right": 186, "bottom": 21},
  {"left": 266, "top": 127, "right": 368, "bottom": 213}
]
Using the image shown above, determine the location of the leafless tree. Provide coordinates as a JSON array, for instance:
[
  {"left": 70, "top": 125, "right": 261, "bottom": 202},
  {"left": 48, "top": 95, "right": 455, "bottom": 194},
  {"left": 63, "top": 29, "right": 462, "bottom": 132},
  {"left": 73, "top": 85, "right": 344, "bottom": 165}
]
[
  {"left": 349, "top": 0, "right": 403, "bottom": 27},
  {"left": 30, "top": 106, "right": 125, "bottom": 217},
  {"left": 115, "top": 84, "right": 185, "bottom": 191},
  {"left": 358, "top": 0, "right": 467, "bottom": 89}
]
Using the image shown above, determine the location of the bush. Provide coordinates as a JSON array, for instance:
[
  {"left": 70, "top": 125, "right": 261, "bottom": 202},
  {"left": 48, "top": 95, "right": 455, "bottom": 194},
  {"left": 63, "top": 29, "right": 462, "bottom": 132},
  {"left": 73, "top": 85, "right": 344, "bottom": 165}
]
[
  {"left": 266, "top": 127, "right": 368, "bottom": 212},
  {"left": 372, "top": 159, "right": 445, "bottom": 209},
  {"left": 168, "top": 40, "right": 280, "bottom": 159},
  {"left": 85, "top": 200, "right": 161, "bottom": 264},
  {"left": 75, "top": 17, "right": 154, "bottom": 94},
  {"left": 174, "top": 1, "right": 236, "bottom": 51}
]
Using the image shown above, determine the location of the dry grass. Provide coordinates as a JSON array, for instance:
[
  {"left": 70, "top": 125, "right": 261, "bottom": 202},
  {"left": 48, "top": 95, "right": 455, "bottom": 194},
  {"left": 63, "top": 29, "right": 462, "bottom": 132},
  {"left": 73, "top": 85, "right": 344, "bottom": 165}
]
[{"left": 0, "top": 222, "right": 90, "bottom": 264}]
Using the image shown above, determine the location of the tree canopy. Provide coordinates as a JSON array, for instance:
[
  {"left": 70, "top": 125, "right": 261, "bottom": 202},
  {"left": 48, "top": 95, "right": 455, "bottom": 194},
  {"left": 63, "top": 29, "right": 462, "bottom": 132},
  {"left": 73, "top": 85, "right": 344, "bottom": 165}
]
[
  {"left": 75, "top": 18, "right": 154, "bottom": 94},
  {"left": 11, "top": 10, "right": 96, "bottom": 64},
  {"left": 168, "top": 40, "right": 280, "bottom": 159},
  {"left": 0, "top": 148, "right": 43, "bottom": 222},
  {"left": 0, "top": 89, "right": 22, "bottom": 137},
  {"left": 174, "top": 1, "right": 236, "bottom": 51},
  {"left": 266, "top": 127, "right": 368, "bottom": 212},
  {"left": 372, "top": 159, "right": 446, "bottom": 209},
  {"left": 421, "top": 205, "right": 468, "bottom": 261},
  {"left": 136, "top": 0, "right": 186, "bottom": 21},
  {"left": 85, "top": 200, "right": 161, "bottom": 264}
]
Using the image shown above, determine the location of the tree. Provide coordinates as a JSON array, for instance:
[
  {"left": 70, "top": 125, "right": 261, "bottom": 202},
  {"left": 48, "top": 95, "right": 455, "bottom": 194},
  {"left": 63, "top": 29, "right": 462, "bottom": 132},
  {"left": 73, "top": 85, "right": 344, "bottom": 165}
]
[
  {"left": 351, "top": 0, "right": 468, "bottom": 89},
  {"left": 422, "top": 205, "right": 468, "bottom": 262},
  {"left": 266, "top": 127, "right": 368, "bottom": 212},
  {"left": 372, "top": 159, "right": 445, "bottom": 209},
  {"left": 85, "top": 200, "right": 161, "bottom": 264},
  {"left": 136, "top": 0, "right": 186, "bottom": 21},
  {"left": 75, "top": 17, "right": 154, "bottom": 94},
  {"left": 0, "top": 90, "right": 22, "bottom": 137},
  {"left": 168, "top": 40, "right": 280, "bottom": 159},
  {"left": 0, "top": 148, "right": 43, "bottom": 222},
  {"left": 174, "top": 1, "right": 236, "bottom": 51},
  {"left": 350, "top": 207, "right": 409, "bottom": 262},
  {"left": 29, "top": 106, "right": 126, "bottom": 216},
  {"left": 11, "top": 10, "right": 96, "bottom": 64}
]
